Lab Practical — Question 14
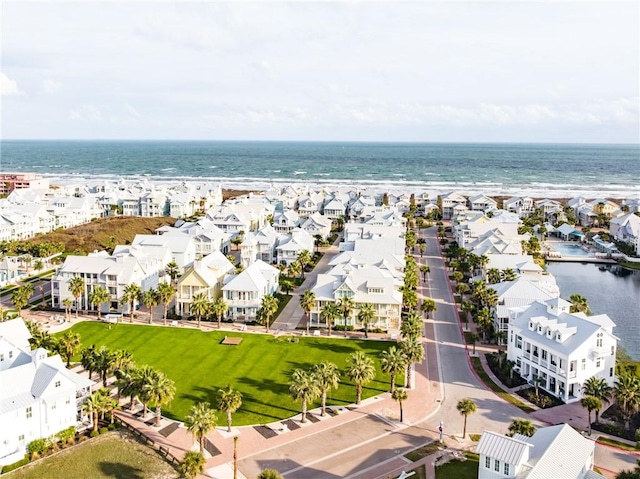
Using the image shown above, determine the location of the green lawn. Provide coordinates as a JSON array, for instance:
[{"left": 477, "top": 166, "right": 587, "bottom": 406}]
[
  {"left": 435, "top": 452, "right": 479, "bottom": 479},
  {"left": 5, "top": 433, "right": 177, "bottom": 479},
  {"left": 470, "top": 357, "right": 535, "bottom": 414},
  {"left": 65, "top": 322, "right": 395, "bottom": 425}
]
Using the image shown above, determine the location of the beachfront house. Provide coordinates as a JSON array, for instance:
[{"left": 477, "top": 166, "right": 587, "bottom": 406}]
[
  {"left": 507, "top": 298, "right": 617, "bottom": 403},
  {"left": 476, "top": 424, "right": 602, "bottom": 479},
  {"left": 504, "top": 196, "right": 535, "bottom": 218},
  {"left": 221, "top": 260, "right": 280, "bottom": 321},
  {"left": 469, "top": 194, "right": 498, "bottom": 212},
  {"left": 323, "top": 197, "right": 346, "bottom": 221},
  {"left": 609, "top": 213, "right": 640, "bottom": 249},
  {"left": 440, "top": 192, "right": 468, "bottom": 219},
  {"left": 0, "top": 319, "right": 95, "bottom": 467}
]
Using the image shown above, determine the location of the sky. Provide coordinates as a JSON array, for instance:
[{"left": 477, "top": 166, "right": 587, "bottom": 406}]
[{"left": 1, "top": 1, "right": 639, "bottom": 143}]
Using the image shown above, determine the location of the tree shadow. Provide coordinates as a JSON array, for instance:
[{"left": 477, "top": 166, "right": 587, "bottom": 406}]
[{"left": 98, "top": 462, "right": 144, "bottom": 479}]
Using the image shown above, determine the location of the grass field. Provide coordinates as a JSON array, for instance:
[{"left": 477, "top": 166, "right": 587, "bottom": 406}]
[
  {"left": 67, "top": 322, "right": 396, "bottom": 425},
  {"left": 435, "top": 452, "right": 479, "bottom": 479},
  {"left": 6, "top": 433, "right": 177, "bottom": 479}
]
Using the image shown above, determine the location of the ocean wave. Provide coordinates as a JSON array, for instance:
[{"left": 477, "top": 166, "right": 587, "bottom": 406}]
[{"left": 294, "top": 171, "right": 307, "bottom": 175}]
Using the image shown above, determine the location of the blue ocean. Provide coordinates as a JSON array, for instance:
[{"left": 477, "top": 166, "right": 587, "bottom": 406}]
[{"left": 1, "top": 140, "right": 639, "bottom": 198}]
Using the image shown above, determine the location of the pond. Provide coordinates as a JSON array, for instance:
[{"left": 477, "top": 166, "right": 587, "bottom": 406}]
[{"left": 547, "top": 262, "right": 640, "bottom": 360}]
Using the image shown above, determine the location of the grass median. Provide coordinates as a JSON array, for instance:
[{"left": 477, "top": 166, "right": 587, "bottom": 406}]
[
  {"left": 65, "top": 322, "right": 394, "bottom": 425},
  {"left": 470, "top": 357, "right": 534, "bottom": 414}
]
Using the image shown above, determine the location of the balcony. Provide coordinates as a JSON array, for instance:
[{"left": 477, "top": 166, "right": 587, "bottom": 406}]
[
  {"left": 540, "top": 360, "right": 548, "bottom": 369},
  {"left": 569, "top": 370, "right": 577, "bottom": 379},
  {"left": 590, "top": 346, "right": 609, "bottom": 359},
  {"left": 523, "top": 351, "right": 531, "bottom": 360}
]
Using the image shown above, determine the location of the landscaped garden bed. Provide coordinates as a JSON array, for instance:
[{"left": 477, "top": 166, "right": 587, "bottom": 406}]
[
  {"left": 485, "top": 352, "right": 527, "bottom": 388},
  {"left": 516, "top": 386, "right": 563, "bottom": 409}
]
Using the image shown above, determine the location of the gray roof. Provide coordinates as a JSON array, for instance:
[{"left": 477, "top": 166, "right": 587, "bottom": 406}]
[{"left": 476, "top": 430, "right": 531, "bottom": 466}]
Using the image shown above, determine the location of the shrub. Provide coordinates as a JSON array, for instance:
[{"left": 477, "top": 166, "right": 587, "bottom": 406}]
[
  {"left": 27, "top": 438, "right": 47, "bottom": 458},
  {"left": 592, "top": 422, "right": 635, "bottom": 441},
  {"left": 1, "top": 456, "right": 29, "bottom": 473},
  {"left": 99, "top": 427, "right": 109, "bottom": 435},
  {"left": 90, "top": 430, "right": 100, "bottom": 438},
  {"left": 108, "top": 423, "right": 117, "bottom": 431},
  {"left": 517, "top": 387, "right": 562, "bottom": 409},
  {"left": 56, "top": 426, "right": 76, "bottom": 446}
]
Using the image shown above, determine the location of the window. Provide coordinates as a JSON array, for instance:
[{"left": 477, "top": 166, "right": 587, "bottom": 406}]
[
  {"left": 596, "top": 338, "right": 603, "bottom": 348},
  {"left": 18, "top": 434, "right": 25, "bottom": 444},
  {"left": 0, "top": 353, "right": 3, "bottom": 361},
  {"left": 55, "top": 380, "right": 61, "bottom": 388},
  {"left": 610, "top": 367, "right": 614, "bottom": 377},
  {"left": 9, "top": 350, "right": 13, "bottom": 359},
  {"left": 504, "top": 463, "right": 510, "bottom": 475},
  {"left": 495, "top": 459, "right": 500, "bottom": 472},
  {"left": 581, "top": 358, "right": 586, "bottom": 370},
  {"left": 557, "top": 333, "right": 562, "bottom": 341},
  {"left": 596, "top": 360, "right": 601, "bottom": 368},
  {"left": 541, "top": 350, "right": 547, "bottom": 360},
  {"left": 26, "top": 407, "right": 32, "bottom": 419},
  {"left": 611, "top": 346, "right": 615, "bottom": 356},
  {"left": 51, "top": 402, "right": 56, "bottom": 410},
  {"left": 516, "top": 336, "right": 522, "bottom": 349},
  {"left": 485, "top": 457, "right": 491, "bottom": 468}
]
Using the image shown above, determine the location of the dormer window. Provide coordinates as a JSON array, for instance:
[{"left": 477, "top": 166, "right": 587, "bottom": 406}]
[
  {"left": 557, "top": 333, "right": 562, "bottom": 342},
  {"left": 529, "top": 321, "right": 534, "bottom": 330},
  {"left": 55, "top": 381, "right": 61, "bottom": 388},
  {"left": 547, "top": 330, "right": 552, "bottom": 337}
]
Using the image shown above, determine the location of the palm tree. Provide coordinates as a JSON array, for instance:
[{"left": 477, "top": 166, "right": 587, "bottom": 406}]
[
  {"left": 217, "top": 385, "right": 242, "bottom": 432},
  {"left": 114, "top": 364, "right": 139, "bottom": 406},
  {"left": 581, "top": 395, "right": 601, "bottom": 435},
  {"left": 401, "top": 288, "right": 418, "bottom": 311},
  {"left": 81, "top": 345, "right": 98, "bottom": 380},
  {"left": 420, "top": 298, "right": 437, "bottom": 319},
  {"left": 211, "top": 297, "right": 228, "bottom": 329},
  {"left": 401, "top": 339, "right": 424, "bottom": 388},
  {"left": 487, "top": 268, "right": 502, "bottom": 284},
  {"left": 143, "top": 370, "right": 176, "bottom": 426},
  {"left": 357, "top": 303, "right": 376, "bottom": 338},
  {"left": 346, "top": 351, "right": 376, "bottom": 405},
  {"left": 68, "top": 276, "right": 85, "bottom": 319},
  {"left": 88, "top": 285, "right": 110, "bottom": 320},
  {"left": 62, "top": 298, "right": 73, "bottom": 323},
  {"left": 95, "top": 346, "right": 116, "bottom": 388},
  {"left": 321, "top": 302, "right": 339, "bottom": 337},
  {"left": 475, "top": 308, "right": 493, "bottom": 340},
  {"left": 392, "top": 388, "right": 408, "bottom": 422},
  {"left": 122, "top": 283, "right": 141, "bottom": 323},
  {"left": 259, "top": 294, "right": 279, "bottom": 333},
  {"left": 502, "top": 268, "right": 517, "bottom": 282},
  {"left": 614, "top": 373, "right": 640, "bottom": 430},
  {"left": 179, "top": 451, "right": 205, "bottom": 479},
  {"left": 156, "top": 281, "right": 175, "bottom": 326},
  {"left": 569, "top": 294, "right": 591, "bottom": 315},
  {"left": 400, "top": 311, "right": 422, "bottom": 340},
  {"left": 164, "top": 260, "right": 180, "bottom": 287},
  {"left": 142, "top": 288, "right": 159, "bottom": 324},
  {"left": 380, "top": 346, "right": 407, "bottom": 393},
  {"left": 312, "top": 361, "right": 340, "bottom": 417},
  {"left": 58, "top": 331, "right": 81, "bottom": 367},
  {"left": 507, "top": 418, "right": 536, "bottom": 437},
  {"left": 299, "top": 290, "right": 316, "bottom": 336},
  {"left": 456, "top": 398, "right": 477, "bottom": 439},
  {"left": 185, "top": 402, "right": 218, "bottom": 455},
  {"left": 83, "top": 390, "right": 107, "bottom": 432},
  {"left": 190, "top": 292, "right": 210, "bottom": 328},
  {"left": 257, "top": 470, "right": 284, "bottom": 479},
  {"left": 289, "top": 368, "right": 320, "bottom": 423},
  {"left": 11, "top": 284, "right": 34, "bottom": 316},
  {"left": 297, "top": 250, "right": 312, "bottom": 278},
  {"left": 582, "top": 376, "right": 613, "bottom": 423},
  {"left": 135, "top": 365, "right": 157, "bottom": 417},
  {"left": 419, "top": 264, "right": 430, "bottom": 282},
  {"left": 337, "top": 297, "right": 354, "bottom": 335},
  {"left": 288, "top": 260, "right": 302, "bottom": 279}
]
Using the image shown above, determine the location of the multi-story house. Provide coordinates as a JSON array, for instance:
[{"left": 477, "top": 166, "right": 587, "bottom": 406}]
[
  {"left": 507, "top": 298, "right": 617, "bottom": 403},
  {"left": 476, "top": 424, "right": 602, "bottom": 479},
  {"left": 0, "top": 319, "right": 94, "bottom": 467},
  {"left": 275, "top": 228, "right": 315, "bottom": 266},
  {"left": 323, "top": 197, "right": 346, "bottom": 221},
  {"left": 298, "top": 213, "right": 332, "bottom": 240},
  {"left": 0, "top": 173, "right": 49, "bottom": 195},
  {"left": 609, "top": 213, "right": 640, "bottom": 248},
  {"left": 440, "top": 192, "right": 468, "bottom": 220},
  {"left": 468, "top": 194, "right": 498, "bottom": 212},
  {"left": 504, "top": 196, "right": 535, "bottom": 218},
  {"left": 240, "top": 225, "right": 282, "bottom": 268},
  {"left": 273, "top": 210, "right": 300, "bottom": 234},
  {"left": 221, "top": 260, "right": 279, "bottom": 321}
]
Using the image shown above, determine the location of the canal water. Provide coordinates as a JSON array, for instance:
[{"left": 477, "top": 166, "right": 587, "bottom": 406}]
[{"left": 547, "top": 262, "right": 640, "bottom": 360}]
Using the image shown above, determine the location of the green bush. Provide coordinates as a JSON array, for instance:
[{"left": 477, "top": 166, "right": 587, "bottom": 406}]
[
  {"left": 99, "top": 427, "right": 109, "bottom": 435},
  {"left": 56, "top": 426, "right": 76, "bottom": 445},
  {"left": 27, "top": 438, "right": 47, "bottom": 457},
  {"left": 90, "top": 430, "right": 100, "bottom": 438},
  {"left": 107, "top": 423, "right": 117, "bottom": 431},
  {"left": 333, "top": 325, "right": 355, "bottom": 332},
  {"left": 1, "top": 455, "right": 29, "bottom": 473}
]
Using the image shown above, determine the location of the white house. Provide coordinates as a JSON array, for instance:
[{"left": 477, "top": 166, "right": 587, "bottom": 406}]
[
  {"left": 469, "top": 194, "right": 498, "bottom": 212},
  {"left": 441, "top": 192, "right": 468, "bottom": 219},
  {"left": 298, "top": 213, "right": 332, "bottom": 240},
  {"left": 240, "top": 225, "right": 283, "bottom": 268},
  {"left": 0, "top": 319, "right": 94, "bottom": 467},
  {"left": 504, "top": 196, "right": 535, "bottom": 218},
  {"left": 273, "top": 210, "right": 300, "bottom": 234},
  {"left": 275, "top": 228, "right": 315, "bottom": 266},
  {"left": 609, "top": 213, "right": 640, "bottom": 248},
  {"left": 221, "top": 260, "right": 280, "bottom": 321},
  {"left": 476, "top": 424, "right": 603, "bottom": 479},
  {"left": 507, "top": 298, "right": 617, "bottom": 403}
]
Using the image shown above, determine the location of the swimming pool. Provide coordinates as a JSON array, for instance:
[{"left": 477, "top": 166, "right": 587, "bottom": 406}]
[{"left": 550, "top": 242, "right": 593, "bottom": 258}]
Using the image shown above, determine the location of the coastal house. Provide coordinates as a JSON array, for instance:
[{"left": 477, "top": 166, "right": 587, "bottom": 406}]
[
  {"left": 507, "top": 298, "right": 617, "bottom": 403},
  {"left": 0, "top": 173, "right": 49, "bottom": 195},
  {"left": 273, "top": 209, "right": 300, "bottom": 234},
  {"left": 504, "top": 196, "right": 535, "bottom": 218},
  {"left": 297, "top": 194, "right": 324, "bottom": 218},
  {"left": 555, "top": 223, "right": 585, "bottom": 242},
  {"left": 466, "top": 230, "right": 527, "bottom": 256},
  {"left": 0, "top": 319, "right": 94, "bottom": 467},
  {"left": 132, "top": 234, "right": 196, "bottom": 272},
  {"left": 275, "top": 228, "right": 315, "bottom": 266},
  {"left": 347, "top": 195, "right": 377, "bottom": 220},
  {"left": 175, "top": 251, "right": 235, "bottom": 316},
  {"left": 298, "top": 212, "right": 332, "bottom": 240},
  {"left": 440, "top": 192, "right": 468, "bottom": 219},
  {"left": 469, "top": 194, "right": 498, "bottom": 212},
  {"left": 476, "top": 424, "right": 603, "bottom": 479},
  {"left": 221, "top": 260, "right": 280, "bottom": 321},
  {"left": 323, "top": 197, "right": 346, "bottom": 221},
  {"left": 609, "top": 213, "right": 640, "bottom": 247},
  {"left": 452, "top": 212, "right": 520, "bottom": 248},
  {"left": 240, "top": 225, "right": 283, "bottom": 268}
]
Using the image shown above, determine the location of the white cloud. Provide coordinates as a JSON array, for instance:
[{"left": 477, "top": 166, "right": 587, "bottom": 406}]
[
  {"left": 0, "top": 72, "right": 24, "bottom": 96},
  {"left": 69, "top": 104, "right": 103, "bottom": 121},
  {"left": 41, "top": 79, "right": 62, "bottom": 94}
]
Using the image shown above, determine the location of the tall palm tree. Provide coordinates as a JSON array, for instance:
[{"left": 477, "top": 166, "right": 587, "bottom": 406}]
[
  {"left": 569, "top": 294, "right": 591, "bottom": 315},
  {"left": 289, "top": 368, "right": 320, "bottom": 423},
  {"left": 135, "top": 365, "right": 157, "bottom": 417},
  {"left": 68, "top": 276, "right": 85, "bottom": 319},
  {"left": 346, "top": 351, "right": 376, "bottom": 405},
  {"left": 122, "top": 283, "right": 141, "bottom": 323},
  {"left": 580, "top": 395, "right": 601, "bottom": 435},
  {"left": 507, "top": 418, "right": 536, "bottom": 437},
  {"left": 460, "top": 301, "right": 475, "bottom": 329},
  {"left": 392, "top": 388, "right": 408, "bottom": 422},
  {"left": 297, "top": 250, "right": 312, "bottom": 278},
  {"left": 58, "top": 331, "right": 81, "bottom": 367},
  {"left": 217, "top": 385, "right": 243, "bottom": 432},
  {"left": 582, "top": 376, "right": 613, "bottom": 423},
  {"left": 185, "top": 402, "right": 218, "bottom": 455},
  {"left": 144, "top": 370, "right": 176, "bottom": 426},
  {"left": 211, "top": 297, "right": 228, "bottom": 329},
  {"left": 156, "top": 281, "right": 175, "bottom": 326},
  {"left": 419, "top": 265, "right": 430, "bottom": 282},
  {"left": 337, "top": 297, "right": 354, "bottom": 335},
  {"left": 62, "top": 298, "right": 73, "bottom": 323},
  {"left": 475, "top": 307, "right": 493, "bottom": 340},
  {"left": 312, "top": 361, "right": 340, "bottom": 417},
  {"left": 179, "top": 451, "right": 205, "bottom": 479},
  {"left": 380, "top": 346, "right": 407, "bottom": 393},
  {"left": 400, "top": 339, "right": 424, "bottom": 388},
  {"left": 321, "top": 302, "right": 339, "bottom": 337},
  {"left": 614, "top": 373, "right": 640, "bottom": 430},
  {"left": 487, "top": 268, "right": 502, "bottom": 284},
  {"left": 357, "top": 303, "right": 376, "bottom": 338},
  {"left": 259, "top": 294, "right": 279, "bottom": 333},
  {"left": 142, "top": 288, "right": 158, "bottom": 324},
  {"left": 81, "top": 345, "right": 97, "bottom": 380},
  {"left": 299, "top": 290, "right": 316, "bottom": 336},
  {"left": 83, "top": 390, "right": 107, "bottom": 432},
  {"left": 190, "top": 292, "right": 210, "bottom": 328},
  {"left": 114, "top": 364, "right": 139, "bottom": 407},
  {"left": 11, "top": 284, "right": 34, "bottom": 316},
  {"left": 95, "top": 346, "right": 116, "bottom": 388},
  {"left": 456, "top": 398, "right": 477, "bottom": 439},
  {"left": 88, "top": 285, "right": 110, "bottom": 320},
  {"left": 164, "top": 260, "right": 180, "bottom": 287},
  {"left": 501, "top": 268, "right": 517, "bottom": 282},
  {"left": 400, "top": 311, "right": 422, "bottom": 340},
  {"left": 288, "top": 260, "right": 302, "bottom": 279}
]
